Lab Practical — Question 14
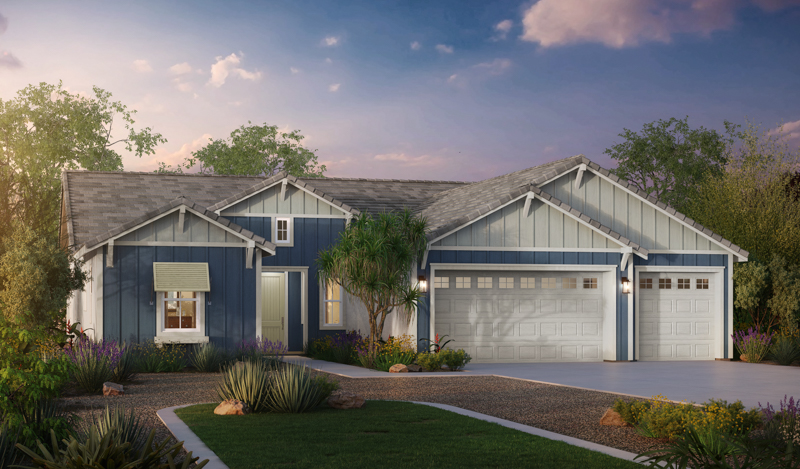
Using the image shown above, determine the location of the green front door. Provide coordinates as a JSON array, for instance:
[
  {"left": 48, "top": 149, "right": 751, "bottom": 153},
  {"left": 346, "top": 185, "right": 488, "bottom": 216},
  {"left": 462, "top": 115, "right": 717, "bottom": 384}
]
[{"left": 261, "top": 273, "right": 286, "bottom": 344}]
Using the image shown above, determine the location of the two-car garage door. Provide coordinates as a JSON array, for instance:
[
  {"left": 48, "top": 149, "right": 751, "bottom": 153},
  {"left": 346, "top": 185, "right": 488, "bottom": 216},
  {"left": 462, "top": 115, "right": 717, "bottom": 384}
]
[{"left": 433, "top": 270, "right": 606, "bottom": 363}]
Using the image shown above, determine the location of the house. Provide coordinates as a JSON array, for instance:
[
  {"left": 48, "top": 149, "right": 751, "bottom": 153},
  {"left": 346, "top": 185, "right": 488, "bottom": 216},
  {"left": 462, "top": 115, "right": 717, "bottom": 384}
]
[{"left": 61, "top": 155, "right": 748, "bottom": 362}]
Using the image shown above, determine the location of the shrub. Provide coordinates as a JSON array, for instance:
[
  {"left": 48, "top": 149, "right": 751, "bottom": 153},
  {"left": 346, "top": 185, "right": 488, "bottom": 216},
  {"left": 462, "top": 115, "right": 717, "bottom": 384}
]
[
  {"left": 237, "top": 337, "right": 287, "bottom": 367},
  {"left": 441, "top": 349, "right": 472, "bottom": 371},
  {"left": 374, "top": 349, "right": 416, "bottom": 372},
  {"left": 65, "top": 339, "right": 122, "bottom": 393},
  {"left": 733, "top": 327, "right": 774, "bottom": 363},
  {"left": 134, "top": 341, "right": 188, "bottom": 373},
  {"left": 416, "top": 352, "right": 445, "bottom": 372},
  {"left": 16, "top": 427, "right": 207, "bottom": 469},
  {"left": 613, "top": 395, "right": 760, "bottom": 440},
  {"left": 355, "top": 350, "right": 375, "bottom": 369},
  {"left": 769, "top": 335, "right": 800, "bottom": 366},
  {"left": 215, "top": 360, "right": 273, "bottom": 413},
  {"left": 81, "top": 406, "right": 147, "bottom": 455},
  {"left": 264, "top": 364, "right": 338, "bottom": 413},
  {"left": 305, "top": 331, "right": 366, "bottom": 365},
  {"left": 0, "top": 422, "right": 20, "bottom": 469},
  {"left": 761, "top": 395, "right": 800, "bottom": 448},
  {"left": 111, "top": 344, "right": 138, "bottom": 383},
  {"left": 190, "top": 343, "right": 230, "bottom": 372}
]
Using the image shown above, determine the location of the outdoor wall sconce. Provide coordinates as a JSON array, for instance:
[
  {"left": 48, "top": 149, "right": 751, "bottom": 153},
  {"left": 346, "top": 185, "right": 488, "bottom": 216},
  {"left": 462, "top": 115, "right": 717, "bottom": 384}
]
[
  {"left": 418, "top": 275, "right": 428, "bottom": 293},
  {"left": 621, "top": 276, "right": 631, "bottom": 294}
]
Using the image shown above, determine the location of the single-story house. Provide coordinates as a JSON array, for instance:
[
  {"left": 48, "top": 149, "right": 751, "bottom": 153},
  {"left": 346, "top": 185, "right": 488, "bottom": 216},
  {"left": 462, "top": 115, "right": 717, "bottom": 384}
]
[{"left": 61, "top": 155, "right": 748, "bottom": 362}]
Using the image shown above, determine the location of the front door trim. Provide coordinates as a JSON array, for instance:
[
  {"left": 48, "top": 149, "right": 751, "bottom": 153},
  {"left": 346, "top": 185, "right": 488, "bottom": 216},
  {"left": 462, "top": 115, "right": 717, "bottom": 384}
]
[{"left": 258, "top": 266, "right": 309, "bottom": 348}]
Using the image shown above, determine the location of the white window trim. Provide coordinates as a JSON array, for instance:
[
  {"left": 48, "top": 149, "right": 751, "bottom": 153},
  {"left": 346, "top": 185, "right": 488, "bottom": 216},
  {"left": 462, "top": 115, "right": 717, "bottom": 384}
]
[
  {"left": 320, "top": 280, "right": 345, "bottom": 330},
  {"left": 155, "top": 291, "right": 209, "bottom": 344},
  {"left": 274, "top": 217, "right": 295, "bottom": 247}
]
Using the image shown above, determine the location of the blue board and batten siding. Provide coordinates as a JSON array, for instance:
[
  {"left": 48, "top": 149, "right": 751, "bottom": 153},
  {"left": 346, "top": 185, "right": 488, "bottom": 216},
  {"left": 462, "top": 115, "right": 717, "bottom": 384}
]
[
  {"left": 103, "top": 245, "right": 256, "bottom": 349},
  {"left": 418, "top": 250, "right": 631, "bottom": 360}
]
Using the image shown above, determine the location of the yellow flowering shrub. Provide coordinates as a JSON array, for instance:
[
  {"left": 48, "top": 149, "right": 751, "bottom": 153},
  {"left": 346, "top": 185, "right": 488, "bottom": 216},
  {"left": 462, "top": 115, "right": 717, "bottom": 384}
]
[{"left": 379, "top": 334, "right": 416, "bottom": 354}]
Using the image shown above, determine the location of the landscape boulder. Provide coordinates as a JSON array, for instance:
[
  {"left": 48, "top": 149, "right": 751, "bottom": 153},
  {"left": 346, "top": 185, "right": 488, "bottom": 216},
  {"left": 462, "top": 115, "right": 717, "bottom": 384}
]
[
  {"left": 389, "top": 364, "right": 409, "bottom": 373},
  {"left": 599, "top": 408, "right": 629, "bottom": 427},
  {"left": 740, "top": 354, "right": 749, "bottom": 363},
  {"left": 214, "top": 399, "right": 251, "bottom": 415},
  {"left": 103, "top": 382, "right": 124, "bottom": 397},
  {"left": 406, "top": 364, "right": 422, "bottom": 372},
  {"left": 328, "top": 391, "right": 366, "bottom": 410}
]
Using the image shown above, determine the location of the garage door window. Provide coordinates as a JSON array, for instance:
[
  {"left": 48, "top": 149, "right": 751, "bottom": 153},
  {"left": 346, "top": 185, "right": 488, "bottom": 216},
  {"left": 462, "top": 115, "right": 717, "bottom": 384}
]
[
  {"left": 583, "top": 278, "right": 598, "bottom": 289},
  {"left": 562, "top": 278, "right": 577, "bottom": 289},
  {"left": 659, "top": 278, "right": 672, "bottom": 289},
  {"left": 542, "top": 278, "right": 557, "bottom": 289},
  {"left": 477, "top": 277, "right": 492, "bottom": 288},
  {"left": 499, "top": 277, "right": 514, "bottom": 289},
  {"left": 435, "top": 276, "right": 449, "bottom": 289},
  {"left": 640, "top": 278, "right": 653, "bottom": 289},
  {"left": 678, "top": 278, "right": 691, "bottom": 289},
  {"left": 456, "top": 277, "right": 470, "bottom": 288},
  {"left": 521, "top": 277, "right": 535, "bottom": 289},
  {"left": 697, "top": 279, "right": 709, "bottom": 289}
]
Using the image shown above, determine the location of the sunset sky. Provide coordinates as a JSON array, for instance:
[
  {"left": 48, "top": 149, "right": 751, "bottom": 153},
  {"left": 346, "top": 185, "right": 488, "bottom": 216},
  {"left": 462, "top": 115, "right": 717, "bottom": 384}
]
[{"left": 2, "top": 0, "right": 799, "bottom": 181}]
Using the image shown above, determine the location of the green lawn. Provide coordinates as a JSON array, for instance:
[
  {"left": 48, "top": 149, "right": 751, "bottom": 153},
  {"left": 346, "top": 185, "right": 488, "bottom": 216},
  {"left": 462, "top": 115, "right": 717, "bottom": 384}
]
[{"left": 175, "top": 401, "right": 641, "bottom": 469}]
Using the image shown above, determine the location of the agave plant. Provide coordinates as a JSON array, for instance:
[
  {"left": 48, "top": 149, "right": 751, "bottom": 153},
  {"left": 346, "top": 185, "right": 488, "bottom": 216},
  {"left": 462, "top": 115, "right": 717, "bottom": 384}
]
[
  {"left": 81, "top": 406, "right": 147, "bottom": 455},
  {"left": 0, "top": 422, "right": 20, "bottom": 469},
  {"left": 264, "top": 364, "right": 338, "bottom": 413},
  {"left": 190, "top": 343, "right": 230, "bottom": 372},
  {"left": 215, "top": 359, "right": 273, "bottom": 413}
]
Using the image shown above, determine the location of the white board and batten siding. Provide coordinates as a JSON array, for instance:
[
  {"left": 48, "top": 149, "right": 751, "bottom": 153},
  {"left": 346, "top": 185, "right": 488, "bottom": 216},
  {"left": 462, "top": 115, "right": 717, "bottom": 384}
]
[{"left": 219, "top": 183, "right": 349, "bottom": 217}]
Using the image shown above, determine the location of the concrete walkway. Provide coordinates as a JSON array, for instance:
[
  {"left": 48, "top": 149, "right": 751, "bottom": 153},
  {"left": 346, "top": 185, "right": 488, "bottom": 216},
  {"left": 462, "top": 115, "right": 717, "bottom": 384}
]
[{"left": 286, "top": 357, "right": 800, "bottom": 409}]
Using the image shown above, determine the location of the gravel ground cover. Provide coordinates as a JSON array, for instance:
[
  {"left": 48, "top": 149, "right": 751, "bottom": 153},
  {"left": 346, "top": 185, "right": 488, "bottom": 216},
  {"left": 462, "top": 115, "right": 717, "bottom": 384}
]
[{"left": 55, "top": 370, "right": 662, "bottom": 457}]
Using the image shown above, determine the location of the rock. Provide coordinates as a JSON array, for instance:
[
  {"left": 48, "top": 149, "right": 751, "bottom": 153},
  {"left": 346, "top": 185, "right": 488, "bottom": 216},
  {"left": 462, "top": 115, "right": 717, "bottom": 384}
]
[
  {"left": 599, "top": 408, "right": 629, "bottom": 427},
  {"left": 214, "top": 399, "right": 251, "bottom": 415},
  {"left": 389, "top": 364, "right": 409, "bottom": 373},
  {"left": 328, "top": 391, "right": 366, "bottom": 410},
  {"left": 740, "top": 354, "right": 749, "bottom": 363},
  {"left": 406, "top": 364, "right": 422, "bottom": 372},
  {"left": 103, "top": 382, "right": 124, "bottom": 396}
]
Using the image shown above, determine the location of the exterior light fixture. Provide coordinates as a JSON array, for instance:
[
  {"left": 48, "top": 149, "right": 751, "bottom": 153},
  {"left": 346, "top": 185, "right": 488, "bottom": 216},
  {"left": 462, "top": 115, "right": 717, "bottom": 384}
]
[
  {"left": 621, "top": 276, "right": 631, "bottom": 294},
  {"left": 418, "top": 275, "right": 428, "bottom": 293}
]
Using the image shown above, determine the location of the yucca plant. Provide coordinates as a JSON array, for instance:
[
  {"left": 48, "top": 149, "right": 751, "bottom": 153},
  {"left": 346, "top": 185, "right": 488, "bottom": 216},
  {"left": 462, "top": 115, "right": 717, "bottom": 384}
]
[
  {"left": 190, "top": 343, "right": 229, "bottom": 372},
  {"left": 264, "top": 364, "right": 338, "bottom": 413},
  {"left": 16, "top": 426, "right": 208, "bottom": 469},
  {"left": 81, "top": 405, "right": 147, "bottom": 455},
  {"left": 215, "top": 360, "right": 272, "bottom": 413},
  {"left": 769, "top": 335, "right": 800, "bottom": 366},
  {"left": 0, "top": 422, "right": 20, "bottom": 469}
]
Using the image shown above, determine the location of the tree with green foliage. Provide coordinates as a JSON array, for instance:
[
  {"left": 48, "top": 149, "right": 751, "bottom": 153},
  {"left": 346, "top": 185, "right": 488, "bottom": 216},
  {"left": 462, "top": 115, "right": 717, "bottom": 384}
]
[
  {"left": 605, "top": 117, "right": 729, "bottom": 214},
  {"left": 0, "top": 221, "right": 86, "bottom": 329},
  {"left": 0, "top": 81, "right": 166, "bottom": 240},
  {"left": 316, "top": 210, "right": 427, "bottom": 353},
  {"left": 733, "top": 255, "right": 800, "bottom": 336},
  {"left": 175, "top": 122, "right": 326, "bottom": 177}
]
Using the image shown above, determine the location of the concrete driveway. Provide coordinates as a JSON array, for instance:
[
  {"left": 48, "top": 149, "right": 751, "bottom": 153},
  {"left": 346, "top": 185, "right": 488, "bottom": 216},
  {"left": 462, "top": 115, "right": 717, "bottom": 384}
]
[{"left": 466, "top": 361, "right": 799, "bottom": 409}]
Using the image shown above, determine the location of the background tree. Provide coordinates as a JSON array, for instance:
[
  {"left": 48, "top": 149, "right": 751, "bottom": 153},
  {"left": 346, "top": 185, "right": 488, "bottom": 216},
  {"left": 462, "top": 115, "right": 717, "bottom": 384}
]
[
  {"left": 0, "top": 81, "right": 166, "bottom": 241},
  {"left": 179, "top": 122, "right": 326, "bottom": 177},
  {"left": 316, "top": 210, "right": 427, "bottom": 353},
  {"left": 605, "top": 117, "right": 728, "bottom": 214},
  {"left": 733, "top": 256, "right": 800, "bottom": 335}
]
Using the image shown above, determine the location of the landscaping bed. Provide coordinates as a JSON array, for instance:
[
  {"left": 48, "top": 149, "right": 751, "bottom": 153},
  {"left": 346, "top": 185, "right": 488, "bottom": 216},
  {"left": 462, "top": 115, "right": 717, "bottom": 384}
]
[{"left": 176, "top": 400, "right": 641, "bottom": 469}]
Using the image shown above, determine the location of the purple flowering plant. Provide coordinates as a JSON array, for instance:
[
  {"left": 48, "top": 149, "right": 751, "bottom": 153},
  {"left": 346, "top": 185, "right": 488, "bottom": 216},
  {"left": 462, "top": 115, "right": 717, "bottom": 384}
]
[
  {"left": 732, "top": 327, "right": 774, "bottom": 363},
  {"left": 238, "top": 337, "right": 287, "bottom": 364},
  {"left": 760, "top": 395, "right": 800, "bottom": 446},
  {"left": 64, "top": 339, "right": 125, "bottom": 393}
]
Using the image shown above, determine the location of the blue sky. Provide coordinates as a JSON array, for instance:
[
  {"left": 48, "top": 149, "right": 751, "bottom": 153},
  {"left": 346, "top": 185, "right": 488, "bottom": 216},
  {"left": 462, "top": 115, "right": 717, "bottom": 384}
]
[{"left": 1, "top": 0, "right": 799, "bottom": 181}]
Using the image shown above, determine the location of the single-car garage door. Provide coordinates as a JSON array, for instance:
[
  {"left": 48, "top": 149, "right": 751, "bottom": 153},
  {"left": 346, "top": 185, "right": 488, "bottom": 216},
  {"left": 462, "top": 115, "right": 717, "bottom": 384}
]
[
  {"left": 638, "top": 272, "right": 717, "bottom": 360},
  {"left": 433, "top": 270, "right": 605, "bottom": 362}
]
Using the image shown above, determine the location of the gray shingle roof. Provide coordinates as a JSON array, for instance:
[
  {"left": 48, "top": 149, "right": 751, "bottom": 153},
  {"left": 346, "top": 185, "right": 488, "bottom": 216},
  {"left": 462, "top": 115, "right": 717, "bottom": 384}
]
[{"left": 78, "top": 196, "right": 275, "bottom": 254}]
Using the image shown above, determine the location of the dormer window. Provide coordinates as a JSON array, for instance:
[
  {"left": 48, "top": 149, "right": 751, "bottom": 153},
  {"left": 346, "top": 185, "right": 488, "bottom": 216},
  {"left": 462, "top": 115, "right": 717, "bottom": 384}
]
[{"left": 275, "top": 217, "right": 293, "bottom": 246}]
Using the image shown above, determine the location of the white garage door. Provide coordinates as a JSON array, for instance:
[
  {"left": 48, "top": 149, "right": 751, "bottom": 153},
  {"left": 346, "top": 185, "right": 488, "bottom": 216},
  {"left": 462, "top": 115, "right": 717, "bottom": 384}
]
[
  {"left": 638, "top": 272, "right": 716, "bottom": 360},
  {"left": 433, "top": 270, "right": 604, "bottom": 362}
]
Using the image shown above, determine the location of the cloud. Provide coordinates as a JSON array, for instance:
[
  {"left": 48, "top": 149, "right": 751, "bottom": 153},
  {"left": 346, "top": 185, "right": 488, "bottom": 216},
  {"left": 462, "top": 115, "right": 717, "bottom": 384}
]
[
  {"left": 436, "top": 44, "right": 454, "bottom": 54},
  {"left": 290, "top": 67, "right": 300, "bottom": 74},
  {"left": 173, "top": 79, "right": 192, "bottom": 93},
  {"left": 322, "top": 36, "right": 340, "bottom": 46},
  {"left": 751, "top": 0, "right": 800, "bottom": 11},
  {"left": 373, "top": 152, "right": 446, "bottom": 167},
  {"left": 410, "top": 41, "right": 421, "bottom": 50},
  {"left": 169, "top": 62, "right": 192, "bottom": 75},
  {"left": 139, "top": 133, "right": 213, "bottom": 171},
  {"left": 491, "top": 19, "right": 513, "bottom": 40},
  {"left": 208, "top": 53, "right": 262, "bottom": 87},
  {"left": 328, "top": 83, "right": 341, "bottom": 92},
  {"left": 0, "top": 13, "right": 7, "bottom": 35},
  {"left": 325, "top": 57, "right": 333, "bottom": 64},
  {"left": 474, "top": 58, "right": 512, "bottom": 75},
  {"left": 520, "top": 0, "right": 740, "bottom": 49},
  {"left": 0, "top": 51, "right": 22, "bottom": 69},
  {"left": 132, "top": 59, "right": 153, "bottom": 73},
  {"left": 769, "top": 119, "right": 800, "bottom": 148},
  {"left": 447, "top": 74, "right": 459, "bottom": 83}
]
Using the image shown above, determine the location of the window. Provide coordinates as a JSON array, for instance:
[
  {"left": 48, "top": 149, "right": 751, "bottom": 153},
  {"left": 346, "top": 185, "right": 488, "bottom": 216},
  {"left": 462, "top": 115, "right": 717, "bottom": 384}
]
[
  {"left": 697, "top": 278, "right": 709, "bottom": 290},
  {"left": 477, "top": 277, "right": 492, "bottom": 289},
  {"left": 640, "top": 278, "right": 653, "bottom": 289},
  {"left": 162, "top": 291, "right": 200, "bottom": 331},
  {"left": 583, "top": 278, "right": 598, "bottom": 289},
  {"left": 520, "top": 277, "right": 536, "bottom": 289},
  {"left": 678, "top": 278, "right": 691, "bottom": 289},
  {"left": 659, "top": 278, "right": 672, "bottom": 289},
  {"left": 499, "top": 277, "right": 514, "bottom": 289},
  {"left": 323, "top": 280, "right": 343, "bottom": 326},
  {"left": 434, "top": 276, "right": 449, "bottom": 289},
  {"left": 542, "top": 278, "right": 557, "bottom": 289},
  {"left": 562, "top": 278, "right": 577, "bottom": 289},
  {"left": 456, "top": 277, "right": 471, "bottom": 288},
  {"left": 274, "top": 217, "right": 292, "bottom": 245}
]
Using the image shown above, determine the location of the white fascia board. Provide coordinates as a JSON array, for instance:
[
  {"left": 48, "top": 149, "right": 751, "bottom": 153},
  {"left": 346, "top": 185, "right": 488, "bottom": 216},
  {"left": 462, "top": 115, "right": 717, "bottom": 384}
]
[
  {"left": 430, "top": 263, "right": 617, "bottom": 272},
  {"left": 214, "top": 178, "right": 353, "bottom": 217},
  {"left": 635, "top": 265, "right": 725, "bottom": 272},
  {"left": 81, "top": 205, "right": 275, "bottom": 257}
]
